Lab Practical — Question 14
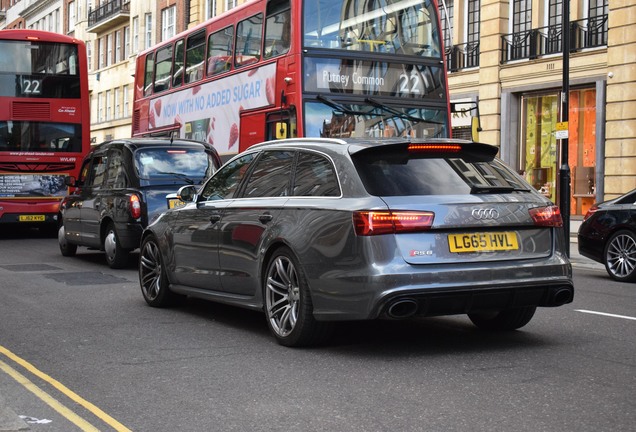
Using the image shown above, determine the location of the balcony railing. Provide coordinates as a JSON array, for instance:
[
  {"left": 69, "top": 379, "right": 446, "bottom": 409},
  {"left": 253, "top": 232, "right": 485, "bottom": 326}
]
[
  {"left": 501, "top": 14, "right": 608, "bottom": 63},
  {"left": 88, "top": 0, "right": 130, "bottom": 29},
  {"left": 444, "top": 42, "right": 480, "bottom": 72}
]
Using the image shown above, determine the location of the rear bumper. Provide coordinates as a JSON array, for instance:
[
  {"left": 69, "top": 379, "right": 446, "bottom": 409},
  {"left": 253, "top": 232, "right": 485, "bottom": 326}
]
[
  {"left": 309, "top": 256, "right": 573, "bottom": 321},
  {"left": 114, "top": 221, "right": 143, "bottom": 250}
]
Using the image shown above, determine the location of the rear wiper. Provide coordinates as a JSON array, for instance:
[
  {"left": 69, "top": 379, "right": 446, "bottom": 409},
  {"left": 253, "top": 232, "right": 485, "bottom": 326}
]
[
  {"left": 470, "top": 185, "right": 530, "bottom": 194},
  {"left": 155, "top": 171, "right": 195, "bottom": 184},
  {"left": 365, "top": 97, "right": 445, "bottom": 125}
]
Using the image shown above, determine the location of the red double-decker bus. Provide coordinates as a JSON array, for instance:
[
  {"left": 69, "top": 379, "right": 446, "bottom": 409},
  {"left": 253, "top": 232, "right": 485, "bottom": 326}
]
[
  {"left": 133, "top": 0, "right": 451, "bottom": 159},
  {"left": 0, "top": 29, "right": 90, "bottom": 228}
]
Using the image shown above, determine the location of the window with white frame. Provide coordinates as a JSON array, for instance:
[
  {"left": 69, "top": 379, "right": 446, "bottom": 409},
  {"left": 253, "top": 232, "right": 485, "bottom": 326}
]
[
  {"left": 207, "top": 0, "right": 218, "bottom": 19},
  {"left": 98, "top": 38, "right": 105, "bottom": 69},
  {"left": 97, "top": 92, "right": 103, "bottom": 122},
  {"left": 87, "top": 40, "right": 92, "bottom": 71},
  {"left": 162, "top": 6, "right": 176, "bottom": 41},
  {"left": 123, "top": 85, "right": 129, "bottom": 117},
  {"left": 226, "top": 0, "right": 237, "bottom": 12},
  {"left": 115, "top": 31, "right": 121, "bottom": 62},
  {"left": 68, "top": 1, "right": 76, "bottom": 31},
  {"left": 107, "top": 33, "right": 113, "bottom": 66},
  {"left": 105, "top": 90, "right": 112, "bottom": 121},
  {"left": 124, "top": 26, "right": 130, "bottom": 58},
  {"left": 145, "top": 13, "right": 153, "bottom": 49},
  {"left": 114, "top": 88, "right": 120, "bottom": 120},
  {"left": 133, "top": 16, "right": 139, "bottom": 53}
]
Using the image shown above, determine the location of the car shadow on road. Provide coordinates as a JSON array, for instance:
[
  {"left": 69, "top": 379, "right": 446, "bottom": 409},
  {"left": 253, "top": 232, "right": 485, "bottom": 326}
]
[{"left": 170, "top": 297, "right": 555, "bottom": 354}]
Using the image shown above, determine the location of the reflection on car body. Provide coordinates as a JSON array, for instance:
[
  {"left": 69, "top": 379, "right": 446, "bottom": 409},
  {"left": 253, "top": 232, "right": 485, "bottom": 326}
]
[{"left": 139, "top": 138, "right": 574, "bottom": 347}]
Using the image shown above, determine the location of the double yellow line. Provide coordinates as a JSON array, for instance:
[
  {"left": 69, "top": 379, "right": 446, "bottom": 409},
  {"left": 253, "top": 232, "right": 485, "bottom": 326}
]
[{"left": 0, "top": 345, "right": 131, "bottom": 431}]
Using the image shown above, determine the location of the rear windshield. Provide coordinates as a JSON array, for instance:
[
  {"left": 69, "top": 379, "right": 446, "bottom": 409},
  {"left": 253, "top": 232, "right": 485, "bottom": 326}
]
[
  {"left": 353, "top": 148, "right": 529, "bottom": 196},
  {"left": 134, "top": 147, "right": 214, "bottom": 181}
]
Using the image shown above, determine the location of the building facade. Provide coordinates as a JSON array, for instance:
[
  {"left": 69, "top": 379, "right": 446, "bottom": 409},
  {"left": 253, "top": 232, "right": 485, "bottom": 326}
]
[
  {"left": 1, "top": 0, "right": 634, "bottom": 215},
  {"left": 443, "top": 0, "right": 635, "bottom": 216}
]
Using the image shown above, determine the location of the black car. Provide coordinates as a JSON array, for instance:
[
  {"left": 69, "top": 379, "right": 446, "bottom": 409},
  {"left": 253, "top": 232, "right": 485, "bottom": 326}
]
[
  {"left": 578, "top": 188, "right": 636, "bottom": 281},
  {"left": 58, "top": 138, "right": 221, "bottom": 268}
]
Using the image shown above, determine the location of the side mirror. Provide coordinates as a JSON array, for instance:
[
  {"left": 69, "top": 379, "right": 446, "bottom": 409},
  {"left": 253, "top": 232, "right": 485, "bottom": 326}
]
[
  {"left": 64, "top": 176, "right": 77, "bottom": 187},
  {"left": 177, "top": 185, "right": 197, "bottom": 203}
]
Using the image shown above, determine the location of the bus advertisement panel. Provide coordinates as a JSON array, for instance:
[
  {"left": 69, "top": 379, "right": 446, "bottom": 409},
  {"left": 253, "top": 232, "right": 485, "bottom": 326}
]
[
  {"left": 0, "top": 30, "right": 90, "bottom": 227},
  {"left": 133, "top": 0, "right": 449, "bottom": 158}
]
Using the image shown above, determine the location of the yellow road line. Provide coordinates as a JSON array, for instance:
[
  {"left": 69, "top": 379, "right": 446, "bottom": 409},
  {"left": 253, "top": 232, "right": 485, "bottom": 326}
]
[{"left": 0, "top": 345, "right": 132, "bottom": 432}]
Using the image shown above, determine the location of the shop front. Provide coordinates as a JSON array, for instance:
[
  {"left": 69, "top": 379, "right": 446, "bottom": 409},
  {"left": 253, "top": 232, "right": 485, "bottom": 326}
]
[{"left": 519, "top": 87, "right": 598, "bottom": 217}]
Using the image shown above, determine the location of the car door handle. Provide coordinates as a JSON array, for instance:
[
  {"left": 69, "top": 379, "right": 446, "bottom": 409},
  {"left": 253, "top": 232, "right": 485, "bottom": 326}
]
[
  {"left": 259, "top": 214, "right": 273, "bottom": 223},
  {"left": 209, "top": 213, "right": 221, "bottom": 223}
]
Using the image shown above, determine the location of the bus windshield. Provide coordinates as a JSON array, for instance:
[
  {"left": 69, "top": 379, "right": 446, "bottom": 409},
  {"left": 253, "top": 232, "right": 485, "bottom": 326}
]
[
  {"left": 0, "top": 121, "right": 82, "bottom": 153},
  {"left": 0, "top": 40, "right": 80, "bottom": 98},
  {"left": 305, "top": 100, "right": 447, "bottom": 138},
  {"left": 303, "top": 0, "right": 441, "bottom": 57}
]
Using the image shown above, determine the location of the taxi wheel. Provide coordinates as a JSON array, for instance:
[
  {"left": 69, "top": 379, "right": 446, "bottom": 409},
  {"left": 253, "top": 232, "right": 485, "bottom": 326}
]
[
  {"left": 263, "top": 247, "right": 333, "bottom": 347},
  {"left": 58, "top": 222, "right": 77, "bottom": 257},
  {"left": 468, "top": 306, "right": 536, "bottom": 331},
  {"left": 104, "top": 223, "right": 130, "bottom": 269},
  {"left": 139, "top": 235, "right": 183, "bottom": 307}
]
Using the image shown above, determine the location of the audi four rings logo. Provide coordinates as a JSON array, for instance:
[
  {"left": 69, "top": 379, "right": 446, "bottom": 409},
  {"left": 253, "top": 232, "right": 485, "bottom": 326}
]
[{"left": 472, "top": 208, "right": 499, "bottom": 219}]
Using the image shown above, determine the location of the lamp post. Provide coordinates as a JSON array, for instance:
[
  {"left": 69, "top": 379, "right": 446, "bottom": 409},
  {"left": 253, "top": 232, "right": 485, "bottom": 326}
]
[{"left": 559, "top": 0, "right": 571, "bottom": 257}]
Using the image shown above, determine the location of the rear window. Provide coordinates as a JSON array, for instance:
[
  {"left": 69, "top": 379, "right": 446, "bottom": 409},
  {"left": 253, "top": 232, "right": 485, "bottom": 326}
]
[
  {"left": 134, "top": 147, "right": 214, "bottom": 180},
  {"left": 353, "top": 145, "right": 529, "bottom": 196}
]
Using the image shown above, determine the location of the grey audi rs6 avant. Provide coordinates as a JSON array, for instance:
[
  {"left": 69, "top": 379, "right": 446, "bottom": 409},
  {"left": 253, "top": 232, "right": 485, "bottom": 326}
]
[{"left": 139, "top": 138, "right": 574, "bottom": 346}]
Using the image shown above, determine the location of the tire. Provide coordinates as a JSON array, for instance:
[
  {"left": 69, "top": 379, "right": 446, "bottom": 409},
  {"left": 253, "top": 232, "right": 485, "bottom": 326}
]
[
  {"left": 604, "top": 230, "right": 636, "bottom": 282},
  {"left": 103, "top": 222, "right": 130, "bottom": 269},
  {"left": 139, "top": 235, "right": 183, "bottom": 307},
  {"left": 263, "top": 247, "right": 333, "bottom": 347},
  {"left": 58, "top": 222, "right": 77, "bottom": 257},
  {"left": 468, "top": 306, "right": 537, "bottom": 331}
]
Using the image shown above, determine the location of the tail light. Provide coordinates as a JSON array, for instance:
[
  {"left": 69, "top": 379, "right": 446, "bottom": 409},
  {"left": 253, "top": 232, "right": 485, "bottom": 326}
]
[
  {"left": 353, "top": 211, "right": 435, "bottom": 236},
  {"left": 583, "top": 204, "right": 599, "bottom": 221},
  {"left": 529, "top": 205, "right": 563, "bottom": 227},
  {"left": 129, "top": 194, "right": 142, "bottom": 219}
]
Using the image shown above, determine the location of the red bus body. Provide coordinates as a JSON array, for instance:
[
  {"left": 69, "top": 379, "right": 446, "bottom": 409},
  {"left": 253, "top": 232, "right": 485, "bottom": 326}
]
[
  {"left": 0, "top": 29, "right": 90, "bottom": 226},
  {"left": 133, "top": 0, "right": 450, "bottom": 160}
]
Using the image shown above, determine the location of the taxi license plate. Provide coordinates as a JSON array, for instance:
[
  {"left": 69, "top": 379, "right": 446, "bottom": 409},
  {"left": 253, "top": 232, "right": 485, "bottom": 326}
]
[
  {"left": 448, "top": 232, "right": 519, "bottom": 253},
  {"left": 167, "top": 198, "right": 185, "bottom": 209},
  {"left": 19, "top": 215, "right": 46, "bottom": 222}
]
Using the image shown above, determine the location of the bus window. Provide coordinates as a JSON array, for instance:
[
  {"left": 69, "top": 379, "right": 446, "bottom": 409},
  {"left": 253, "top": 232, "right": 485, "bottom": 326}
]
[
  {"left": 235, "top": 14, "right": 263, "bottom": 68},
  {"left": 207, "top": 26, "right": 233, "bottom": 76},
  {"left": 143, "top": 53, "right": 154, "bottom": 97},
  {"left": 172, "top": 39, "right": 185, "bottom": 88},
  {"left": 185, "top": 30, "right": 206, "bottom": 84},
  {"left": 264, "top": 0, "right": 290, "bottom": 59},
  {"left": 154, "top": 44, "right": 173, "bottom": 93}
]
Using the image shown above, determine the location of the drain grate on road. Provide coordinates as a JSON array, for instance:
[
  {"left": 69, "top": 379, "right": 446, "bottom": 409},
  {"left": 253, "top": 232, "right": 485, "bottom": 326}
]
[
  {"left": 0, "top": 264, "right": 61, "bottom": 272},
  {"left": 43, "top": 272, "right": 131, "bottom": 286}
]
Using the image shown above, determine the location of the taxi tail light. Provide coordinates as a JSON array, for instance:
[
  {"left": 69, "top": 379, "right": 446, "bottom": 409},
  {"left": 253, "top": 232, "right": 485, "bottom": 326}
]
[
  {"left": 529, "top": 205, "right": 563, "bottom": 227},
  {"left": 353, "top": 211, "right": 435, "bottom": 236},
  {"left": 129, "top": 194, "right": 142, "bottom": 219},
  {"left": 583, "top": 204, "right": 599, "bottom": 221}
]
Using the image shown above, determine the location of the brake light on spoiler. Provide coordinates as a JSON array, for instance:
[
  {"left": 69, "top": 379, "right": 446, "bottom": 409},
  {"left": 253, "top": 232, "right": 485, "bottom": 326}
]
[{"left": 353, "top": 211, "right": 435, "bottom": 236}]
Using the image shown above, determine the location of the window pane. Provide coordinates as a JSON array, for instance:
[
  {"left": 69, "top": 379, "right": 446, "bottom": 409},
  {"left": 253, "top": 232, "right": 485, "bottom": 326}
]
[
  {"left": 293, "top": 152, "right": 340, "bottom": 196},
  {"left": 243, "top": 151, "right": 293, "bottom": 197}
]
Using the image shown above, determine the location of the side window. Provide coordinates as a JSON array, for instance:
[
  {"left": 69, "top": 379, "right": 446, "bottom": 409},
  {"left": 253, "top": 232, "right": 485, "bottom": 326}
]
[
  {"left": 243, "top": 150, "right": 293, "bottom": 198},
  {"left": 264, "top": 0, "right": 290, "bottom": 59},
  {"left": 143, "top": 53, "right": 154, "bottom": 96},
  {"left": 293, "top": 152, "right": 340, "bottom": 196},
  {"left": 88, "top": 155, "right": 108, "bottom": 189},
  {"left": 235, "top": 14, "right": 263, "bottom": 68},
  {"left": 154, "top": 44, "right": 173, "bottom": 93},
  {"left": 200, "top": 152, "right": 257, "bottom": 201},
  {"left": 105, "top": 150, "right": 128, "bottom": 189},
  {"left": 185, "top": 30, "right": 206, "bottom": 83},
  {"left": 207, "top": 26, "right": 234, "bottom": 76},
  {"left": 77, "top": 160, "right": 91, "bottom": 186},
  {"left": 172, "top": 39, "right": 185, "bottom": 88}
]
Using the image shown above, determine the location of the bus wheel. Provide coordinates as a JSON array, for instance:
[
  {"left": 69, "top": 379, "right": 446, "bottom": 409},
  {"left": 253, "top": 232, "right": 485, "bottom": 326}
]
[
  {"left": 104, "top": 223, "right": 130, "bottom": 269},
  {"left": 58, "top": 223, "right": 77, "bottom": 257}
]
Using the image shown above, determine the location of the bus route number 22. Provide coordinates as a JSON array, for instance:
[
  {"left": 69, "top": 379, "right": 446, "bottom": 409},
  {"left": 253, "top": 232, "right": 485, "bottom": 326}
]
[
  {"left": 21, "top": 78, "right": 43, "bottom": 95},
  {"left": 398, "top": 70, "right": 429, "bottom": 97}
]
